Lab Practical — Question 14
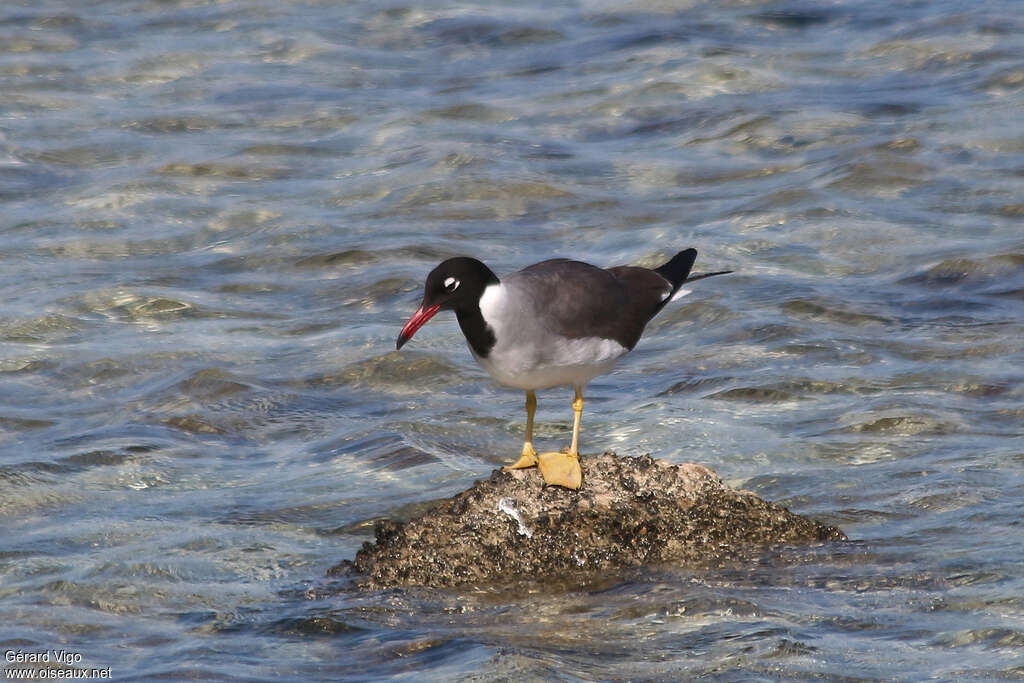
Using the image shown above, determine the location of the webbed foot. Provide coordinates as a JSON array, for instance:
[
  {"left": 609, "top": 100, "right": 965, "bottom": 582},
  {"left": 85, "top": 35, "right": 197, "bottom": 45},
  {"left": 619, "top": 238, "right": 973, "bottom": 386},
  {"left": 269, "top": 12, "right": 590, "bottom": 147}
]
[{"left": 537, "top": 450, "right": 582, "bottom": 490}]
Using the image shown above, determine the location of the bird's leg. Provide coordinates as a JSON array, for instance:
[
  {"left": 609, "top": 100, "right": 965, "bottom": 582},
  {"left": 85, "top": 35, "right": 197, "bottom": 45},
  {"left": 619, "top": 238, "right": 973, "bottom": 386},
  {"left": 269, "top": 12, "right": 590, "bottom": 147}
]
[
  {"left": 537, "top": 387, "right": 583, "bottom": 490},
  {"left": 568, "top": 386, "right": 583, "bottom": 456},
  {"left": 503, "top": 390, "right": 538, "bottom": 470}
]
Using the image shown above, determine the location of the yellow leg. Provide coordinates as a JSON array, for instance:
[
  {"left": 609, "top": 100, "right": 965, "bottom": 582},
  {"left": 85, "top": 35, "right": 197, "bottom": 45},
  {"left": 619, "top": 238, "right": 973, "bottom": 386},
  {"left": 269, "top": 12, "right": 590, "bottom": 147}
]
[
  {"left": 569, "top": 387, "right": 583, "bottom": 456},
  {"left": 537, "top": 387, "right": 583, "bottom": 489},
  {"left": 503, "top": 390, "right": 538, "bottom": 470}
]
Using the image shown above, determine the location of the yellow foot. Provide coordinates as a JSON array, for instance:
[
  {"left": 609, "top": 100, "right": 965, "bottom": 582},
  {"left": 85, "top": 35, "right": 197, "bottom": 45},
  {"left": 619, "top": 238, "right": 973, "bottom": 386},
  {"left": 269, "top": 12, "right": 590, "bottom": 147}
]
[
  {"left": 537, "top": 451, "right": 582, "bottom": 490},
  {"left": 503, "top": 444, "right": 538, "bottom": 471}
]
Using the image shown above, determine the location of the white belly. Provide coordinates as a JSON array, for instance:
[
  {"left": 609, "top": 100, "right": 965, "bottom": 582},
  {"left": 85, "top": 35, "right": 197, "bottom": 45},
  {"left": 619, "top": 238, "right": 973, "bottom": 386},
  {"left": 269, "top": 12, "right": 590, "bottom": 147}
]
[{"left": 475, "top": 337, "right": 626, "bottom": 390}]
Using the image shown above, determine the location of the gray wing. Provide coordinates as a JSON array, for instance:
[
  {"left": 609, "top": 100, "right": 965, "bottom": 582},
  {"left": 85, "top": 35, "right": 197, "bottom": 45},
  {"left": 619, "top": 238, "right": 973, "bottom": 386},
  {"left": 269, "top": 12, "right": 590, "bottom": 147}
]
[{"left": 508, "top": 260, "right": 672, "bottom": 350}]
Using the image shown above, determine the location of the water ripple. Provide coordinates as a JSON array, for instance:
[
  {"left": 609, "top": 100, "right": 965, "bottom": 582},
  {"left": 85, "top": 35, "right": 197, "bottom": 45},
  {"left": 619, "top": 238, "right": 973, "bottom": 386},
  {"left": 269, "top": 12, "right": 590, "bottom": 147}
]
[{"left": 0, "top": 0, "right": 1021, "bottom": 680}]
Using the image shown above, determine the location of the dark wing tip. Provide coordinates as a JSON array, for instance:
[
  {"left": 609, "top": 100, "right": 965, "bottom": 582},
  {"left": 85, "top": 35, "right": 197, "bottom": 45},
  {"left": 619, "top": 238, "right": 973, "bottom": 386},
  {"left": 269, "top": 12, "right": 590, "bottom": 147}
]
[
  {"left": 685, "top": 269, "right": 733, "bottom": 282},
  {"left": 654, "top": 249, "right": 699, "bottom": 288}
]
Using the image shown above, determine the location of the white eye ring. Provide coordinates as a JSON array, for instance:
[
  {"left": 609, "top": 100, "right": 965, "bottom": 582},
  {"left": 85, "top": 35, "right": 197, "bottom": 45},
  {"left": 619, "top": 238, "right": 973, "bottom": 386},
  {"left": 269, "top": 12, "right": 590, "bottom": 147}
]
[{"left": 444, "top": 277, "right": 459, "bottom": 291}]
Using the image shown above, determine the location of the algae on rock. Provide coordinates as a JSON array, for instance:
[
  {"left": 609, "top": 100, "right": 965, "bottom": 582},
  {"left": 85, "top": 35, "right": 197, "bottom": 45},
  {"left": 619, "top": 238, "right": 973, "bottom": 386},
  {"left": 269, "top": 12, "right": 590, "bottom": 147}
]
[{"left": 332, "top": 452, "right": 846, "bottom": 588}]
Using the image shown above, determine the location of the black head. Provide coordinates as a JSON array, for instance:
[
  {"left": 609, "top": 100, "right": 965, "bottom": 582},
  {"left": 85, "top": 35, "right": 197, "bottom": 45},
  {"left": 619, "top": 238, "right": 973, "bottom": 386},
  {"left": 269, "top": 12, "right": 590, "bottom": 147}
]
[
  {"left": 396, "top": 257, "right": 499, "bottom": 350},
  {"left": 420, "top": 257, "right": 498, "bottom": 313}
]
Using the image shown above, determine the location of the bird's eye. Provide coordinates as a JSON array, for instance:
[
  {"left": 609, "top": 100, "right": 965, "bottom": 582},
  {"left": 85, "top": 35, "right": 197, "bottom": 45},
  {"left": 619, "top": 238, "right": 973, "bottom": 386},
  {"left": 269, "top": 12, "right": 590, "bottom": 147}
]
[{"left": 443, "top": 277, "right": 460, "bottom": 292}]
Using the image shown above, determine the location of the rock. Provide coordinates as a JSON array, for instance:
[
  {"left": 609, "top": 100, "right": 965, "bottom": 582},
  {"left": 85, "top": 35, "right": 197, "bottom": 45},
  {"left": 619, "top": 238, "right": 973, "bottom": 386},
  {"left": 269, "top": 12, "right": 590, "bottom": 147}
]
[{"left": 330, "top": 452, "right": 846, "bottom": 588}]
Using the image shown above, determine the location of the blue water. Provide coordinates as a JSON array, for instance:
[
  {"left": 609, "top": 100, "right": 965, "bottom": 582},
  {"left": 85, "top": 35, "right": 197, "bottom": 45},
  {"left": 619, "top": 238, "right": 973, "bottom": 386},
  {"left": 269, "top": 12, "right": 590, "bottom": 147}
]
[{"left": 1, "top": 0, "right": 1022, "bottom": 680}]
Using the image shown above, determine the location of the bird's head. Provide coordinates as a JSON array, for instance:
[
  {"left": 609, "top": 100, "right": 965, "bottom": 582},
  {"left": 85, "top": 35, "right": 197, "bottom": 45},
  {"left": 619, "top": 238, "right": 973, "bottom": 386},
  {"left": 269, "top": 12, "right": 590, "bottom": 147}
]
[{"left": 396, "top": 257, "right": 498, "bottom": 350}]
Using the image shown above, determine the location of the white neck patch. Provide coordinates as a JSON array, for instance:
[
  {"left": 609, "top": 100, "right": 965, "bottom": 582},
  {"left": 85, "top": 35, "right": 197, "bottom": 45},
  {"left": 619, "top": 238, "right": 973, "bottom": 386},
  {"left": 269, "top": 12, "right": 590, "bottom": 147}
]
[{"left": 477, "top": 283, "right": 504, "bottom": 322}]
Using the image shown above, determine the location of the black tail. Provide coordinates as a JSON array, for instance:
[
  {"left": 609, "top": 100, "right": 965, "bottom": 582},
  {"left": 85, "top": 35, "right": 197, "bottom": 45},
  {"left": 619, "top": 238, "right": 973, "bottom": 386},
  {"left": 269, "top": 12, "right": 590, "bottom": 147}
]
[{"left": 654, "top": 248, "right": 698, "bottom": 289}]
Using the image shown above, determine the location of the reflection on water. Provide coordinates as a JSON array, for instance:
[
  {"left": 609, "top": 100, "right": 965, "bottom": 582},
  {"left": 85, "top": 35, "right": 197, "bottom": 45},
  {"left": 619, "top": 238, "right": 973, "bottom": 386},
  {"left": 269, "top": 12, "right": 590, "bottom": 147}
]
[{"left": 1, "top": 0, "right": 1022, "bottom": 679}]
